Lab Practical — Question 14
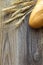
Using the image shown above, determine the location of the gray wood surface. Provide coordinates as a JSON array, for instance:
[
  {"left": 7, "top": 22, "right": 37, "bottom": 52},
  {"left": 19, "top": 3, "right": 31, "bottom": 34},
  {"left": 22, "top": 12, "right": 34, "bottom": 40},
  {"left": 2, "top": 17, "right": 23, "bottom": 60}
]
[{"left": 0, "top": 0, "right": 43, "bottom": 65}]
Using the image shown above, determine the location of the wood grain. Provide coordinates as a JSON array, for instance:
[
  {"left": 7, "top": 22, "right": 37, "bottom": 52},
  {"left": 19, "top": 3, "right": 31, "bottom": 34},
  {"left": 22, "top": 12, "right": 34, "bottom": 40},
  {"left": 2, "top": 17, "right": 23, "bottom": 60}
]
[{"left": 0, "top": 0, "right": 43, "bottom": 65}]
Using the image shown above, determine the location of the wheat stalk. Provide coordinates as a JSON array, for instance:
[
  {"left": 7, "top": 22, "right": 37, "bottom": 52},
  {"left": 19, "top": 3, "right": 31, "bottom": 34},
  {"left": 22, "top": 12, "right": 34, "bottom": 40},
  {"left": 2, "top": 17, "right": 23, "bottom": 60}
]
[
  {"left": 11, "top": 0, "right": 26, "bottom": 5},
  {"left": 11, "top": 5, "right": 32, "bottom": 17},
  {"left": 11, "top": 0, "right": 36, "bottom": 5},
  {"left": 2, "top": 6, "right": 17, "bottom": 13},
  {"left": 12, "top": 1, "right": 36, "bottom": 6},
  {"left": 2, "top": 0, "right": 36, "bottom": 28},
  {"left": 2, "top": 1, "right": 35, "bottom": 13},
  {"left": 3, "top": 13, "right": 25, "bottom": 24},
  {"left": 15, "top": 10, "right": 32, "bottom": 28}
]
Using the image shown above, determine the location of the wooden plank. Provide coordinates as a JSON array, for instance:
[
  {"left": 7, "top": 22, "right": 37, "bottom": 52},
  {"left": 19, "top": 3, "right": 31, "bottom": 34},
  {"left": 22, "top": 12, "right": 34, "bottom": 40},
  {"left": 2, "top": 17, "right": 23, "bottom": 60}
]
[
  {"left": 0, "top": 0, "right": 28, "bottom": 65},
  {"left": 0, "top": 0, "right": 43, "bottom": 65}
]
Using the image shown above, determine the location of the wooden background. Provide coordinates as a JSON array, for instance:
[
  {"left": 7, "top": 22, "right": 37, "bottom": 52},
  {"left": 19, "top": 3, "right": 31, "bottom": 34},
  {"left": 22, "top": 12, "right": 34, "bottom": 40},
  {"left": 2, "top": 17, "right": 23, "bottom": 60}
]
[{"left": 0, "top": 0, "right": 43, "bottom": 65}]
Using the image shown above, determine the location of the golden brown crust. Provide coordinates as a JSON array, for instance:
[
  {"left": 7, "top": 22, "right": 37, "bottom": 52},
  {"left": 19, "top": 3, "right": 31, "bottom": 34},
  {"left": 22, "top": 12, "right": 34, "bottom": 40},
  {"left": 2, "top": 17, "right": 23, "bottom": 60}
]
[{"left": 29, "top": 0, "right": 43, "bottom": 28}]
